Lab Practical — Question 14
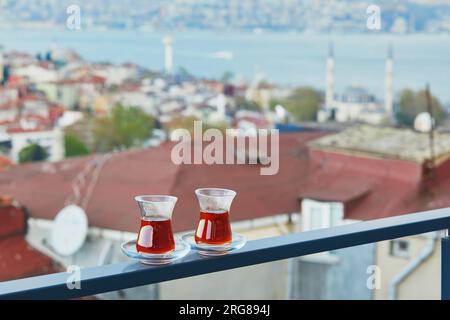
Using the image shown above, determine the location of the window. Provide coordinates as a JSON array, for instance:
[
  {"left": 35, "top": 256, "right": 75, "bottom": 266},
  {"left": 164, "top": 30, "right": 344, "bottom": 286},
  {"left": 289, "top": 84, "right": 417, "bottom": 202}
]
[
  {"left": 389, "top": 240, "right": 410, "bottom": 258},
  {"left": 300, "top": 199, "right": 344, "bottom": 262},
  {"left": 301, "top": 199, "right": 344, "bottom": 231}
]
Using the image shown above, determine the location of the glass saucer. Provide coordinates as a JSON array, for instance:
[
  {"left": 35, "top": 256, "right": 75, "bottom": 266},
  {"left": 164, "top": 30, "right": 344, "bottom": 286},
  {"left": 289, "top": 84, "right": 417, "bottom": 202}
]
[
  {"left": 181, "top": 232, "right": 246, "bottom": 256},
  {"left": 121, "top": 239, "right": 190, "bottom": 265}
]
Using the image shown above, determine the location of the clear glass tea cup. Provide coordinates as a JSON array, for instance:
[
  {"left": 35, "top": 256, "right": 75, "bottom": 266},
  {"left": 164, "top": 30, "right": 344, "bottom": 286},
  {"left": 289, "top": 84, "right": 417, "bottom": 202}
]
[
  {"left": 194, "top": 188, "right": 236, "bottom": 245},
  {"left": 135, "top": 195, "right": 177, "bottom": 254}
]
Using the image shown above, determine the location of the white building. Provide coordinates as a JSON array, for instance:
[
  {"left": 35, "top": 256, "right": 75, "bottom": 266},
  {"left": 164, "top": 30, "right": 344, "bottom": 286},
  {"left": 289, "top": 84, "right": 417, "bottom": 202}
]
[
  {"left": 0, "top": 105, "right": 19, "bottom": 124},
  {"left": 55, "top": 110, "right": 84, "bottom": 128},
  {"left": 10, "top": 128, "right": 64, "bottom": 163},
  {"left": 113, "top": 91, "right": 158, "bottom": 117},
  {"left": 12, "top": 64, "right": 58, "bottom": 83},
  {"left": 91, "top": 64, "right": 138, "bottom": 86},
  {"left": 0, "top": 87, "right": 19, "bottom": 105},
  {"left": 318, "top": 43, "right": 393, "bottom": 125},
  {"left": 318, "top": 85, "right": 386, "bottom": 124}
]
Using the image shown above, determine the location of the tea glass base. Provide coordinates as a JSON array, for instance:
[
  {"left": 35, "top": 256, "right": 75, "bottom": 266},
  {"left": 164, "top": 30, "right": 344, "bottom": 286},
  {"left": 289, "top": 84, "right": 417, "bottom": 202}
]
[
  {"left": 181, "top": 232, "right": 246, "bottom": 256},
  {"left": 121, "top": 239, "right": 190, "bottom": 265}
]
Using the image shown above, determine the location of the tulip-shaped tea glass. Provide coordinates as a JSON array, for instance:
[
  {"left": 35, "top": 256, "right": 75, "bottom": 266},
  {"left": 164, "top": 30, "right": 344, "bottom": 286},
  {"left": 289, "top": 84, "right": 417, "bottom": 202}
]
[
  {"left": 182, "top": 188, "right": 246, "bottom": 256},
  {"left": 134, "top": 195, "right": 177, "bottom": 254},
  {"left": 194, "top": 188, "right": 236, "bottom": 245},
  {"left": 121, "top": 195, "right": 190, "bottom": 265}
]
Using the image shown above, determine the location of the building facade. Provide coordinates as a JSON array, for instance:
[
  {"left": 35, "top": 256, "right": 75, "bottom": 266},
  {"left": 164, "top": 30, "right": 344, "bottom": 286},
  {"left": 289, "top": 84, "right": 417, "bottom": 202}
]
[{"left": 318, "top": 44, "right": 393, "bottom": 125}]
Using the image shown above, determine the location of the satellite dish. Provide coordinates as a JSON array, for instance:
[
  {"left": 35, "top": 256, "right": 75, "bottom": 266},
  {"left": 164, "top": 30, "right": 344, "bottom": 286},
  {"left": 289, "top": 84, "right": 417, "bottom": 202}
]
[
  {"left": 275, "top": 104, "right": 287, "bottom": 120},
  {"left": 414, "top": 112, "right": 434, "bottom": 133},
  {"left": 50, "top": 205, "right": 88, "bottom": 256}
]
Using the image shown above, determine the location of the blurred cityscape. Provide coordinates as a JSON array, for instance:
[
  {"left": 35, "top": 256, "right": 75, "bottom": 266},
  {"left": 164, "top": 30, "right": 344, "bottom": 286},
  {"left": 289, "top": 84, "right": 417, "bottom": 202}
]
[
  {"left": 1, "top": 0, "right": 450, "bottom": 33},
  {"left": 0, "top": 0, "right": 450, "bottom": 300}
]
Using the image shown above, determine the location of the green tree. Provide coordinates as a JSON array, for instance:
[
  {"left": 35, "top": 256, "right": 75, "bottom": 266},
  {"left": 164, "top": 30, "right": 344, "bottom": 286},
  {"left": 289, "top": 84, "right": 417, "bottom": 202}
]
[
  {"left": 270, "top": 87, "right": 323, "bottom": 122},
  {"left": 396, "top": 89, "right": 446, "bottom": 127},
  {"left": 18, "top": 144, "right": 49, "bottom": 163},
  {"left": 221, "top": 70, "right": 234, "bottom": 84},
  {"left": 93, "top": 104, "right": 155, "bottom": 152},
  {"left": 167, "top": 116, "right": 228, "bottom": 135},
  {"left": 177, "top": 66, "right": 191, "bottom": 79},
  {"left": 235, "top": 97, "right": 261, "bottom": 112},
  {"left": 64, "top": 132, "right": 90, "bottom": 158}
]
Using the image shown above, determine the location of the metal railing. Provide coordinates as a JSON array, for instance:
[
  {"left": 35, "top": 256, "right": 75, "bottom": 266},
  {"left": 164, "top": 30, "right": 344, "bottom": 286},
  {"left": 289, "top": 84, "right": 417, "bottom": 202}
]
[{"left": 1, "top": 207, "right": 450, "bottom": 299}]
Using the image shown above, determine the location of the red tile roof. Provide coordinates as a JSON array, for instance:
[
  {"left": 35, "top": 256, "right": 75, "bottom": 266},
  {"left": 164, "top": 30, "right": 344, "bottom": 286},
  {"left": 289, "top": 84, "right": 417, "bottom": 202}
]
[
  {"left": 3, "top": 128, "right": 450, "bottom": 236},
  {"left": 57, "top": 75, "right": 106, "bottom": 86},
  {"left": 0, "top": 201, "right": 26, "bottom": 237},
  {"left": 7, "top": 126, "right": 50, "bottom": 134},
  {"left": 0, "top": 132, "right": 325, "bottom": 233},
  {"left": 0, "top": 101, "right": 19, "bottom": 110},
  {"left": 300, "top": 147, "right": 450, "bottom": 221},
  {"left": 6, "top": 76, "right": 27, "bottom": 87},
  {"left": 0, "top": 235, "right": 59, "bottom": 281},
  {"left": 0, "top": 157, "right": 12, "bottom": 173},
  {"left": 0, "top": 202, "right": 60, "bottom": 281}
]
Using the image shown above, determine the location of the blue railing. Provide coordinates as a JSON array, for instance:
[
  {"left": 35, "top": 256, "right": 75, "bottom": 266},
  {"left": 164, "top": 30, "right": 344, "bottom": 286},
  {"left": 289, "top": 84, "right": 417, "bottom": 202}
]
[{"left": 1, "top": 207, "right": 450, "bottom": 299}]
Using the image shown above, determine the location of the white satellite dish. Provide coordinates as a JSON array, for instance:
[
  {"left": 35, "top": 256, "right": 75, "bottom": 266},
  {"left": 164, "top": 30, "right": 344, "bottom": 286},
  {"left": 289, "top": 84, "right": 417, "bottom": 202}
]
[
  {"left": 50, "top": 205, "right": 88, "bottom": 256},
  {"left": 414, "top": 112, "right": 434, "bottom": 133},
  {"left": 275, "top": 104, "right": 287, "bottom": 121}
]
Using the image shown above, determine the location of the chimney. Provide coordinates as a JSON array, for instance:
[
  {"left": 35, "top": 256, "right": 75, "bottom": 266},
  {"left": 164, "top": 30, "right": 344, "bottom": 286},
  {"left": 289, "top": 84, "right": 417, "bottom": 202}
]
[{"left": 0, "top": 196, "right": 27, "bottom": 238}]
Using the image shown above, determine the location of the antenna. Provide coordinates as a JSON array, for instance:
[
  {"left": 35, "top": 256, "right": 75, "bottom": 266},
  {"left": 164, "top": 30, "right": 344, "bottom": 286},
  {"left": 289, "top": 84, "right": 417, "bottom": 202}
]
[
  {"left": 423, "top": 83, "right": 436, "bottom": 196},
  {"left": 425, "top": 83, "right": 435, "bottom": 167}
]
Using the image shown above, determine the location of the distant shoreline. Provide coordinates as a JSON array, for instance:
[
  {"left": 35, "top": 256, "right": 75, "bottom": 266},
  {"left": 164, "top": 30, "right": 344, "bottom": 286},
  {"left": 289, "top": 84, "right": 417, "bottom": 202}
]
[
  {"left": 1, "top": 29, "right": 449, "bottom": 104},
  {"left": 2, "top": 24, "right": 450, "bottom": 36}
]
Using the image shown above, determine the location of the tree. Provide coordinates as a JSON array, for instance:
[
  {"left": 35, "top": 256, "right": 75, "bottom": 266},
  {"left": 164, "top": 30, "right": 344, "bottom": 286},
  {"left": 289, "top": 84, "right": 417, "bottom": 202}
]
[
  {"left": 18, "top": 144, "right": 49, "bottom": 163},
  {"left": 65, "top": 132, "right": 90, "bottom": 157},
  {"left": 177, "top": 66, "right": 191, "bottom": 78},
  {"left": 93, "top": 104, "right": 156, "bottom": 152},
  {"left": 235, "top": 97, "right": 261, "bottom": 112},
  {"left": 396, "top": 89, "right": 446, "bottom": 127},
  {"left": 270, "top": 87, "right": 323, "bottom": 122},
  {"left": 221, "top": 70, "right": 234, "bottom": 84},
  {"left": 166, "top": 116, "right": 228, "bottom": 135}
]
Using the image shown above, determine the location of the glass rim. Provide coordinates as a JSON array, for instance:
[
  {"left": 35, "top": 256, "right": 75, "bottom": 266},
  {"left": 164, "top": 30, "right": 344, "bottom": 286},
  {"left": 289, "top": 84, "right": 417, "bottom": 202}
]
[
  {"left": 195, "top": 188, "right": 236, "bottom": 198},
  {"left": 134, "top": 195, "right": 178, "bottom": 203}
]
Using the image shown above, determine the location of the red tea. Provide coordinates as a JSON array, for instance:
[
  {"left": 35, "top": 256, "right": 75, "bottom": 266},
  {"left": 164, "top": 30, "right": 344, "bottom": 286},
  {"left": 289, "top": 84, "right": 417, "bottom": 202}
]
[
  {"left": 195, "top": 211, "right": 232, "bottom": 244},
  {"left": 136, "top": 218, "right": 175, "bottom": 254}
]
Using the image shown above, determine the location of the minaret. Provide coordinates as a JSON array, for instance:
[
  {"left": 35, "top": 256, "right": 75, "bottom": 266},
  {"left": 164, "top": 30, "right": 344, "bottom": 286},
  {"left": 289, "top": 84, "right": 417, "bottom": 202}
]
[
  {"left": 162, "top": 35, "right": 174, "bottom": 74},
  {"left": 385, "top": 44, "right": 394, "bottom": 119},
  {"left": 218, "top": 93, "right": 227, "bottom": 119},
  {"left": 326, "top": 42, "right": 334, "bottom": 107}
]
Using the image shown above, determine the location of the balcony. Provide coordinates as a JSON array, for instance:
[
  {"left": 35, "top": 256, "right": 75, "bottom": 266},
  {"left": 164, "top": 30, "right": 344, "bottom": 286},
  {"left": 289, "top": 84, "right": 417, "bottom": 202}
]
[{"left": 1, "top": 207, "right": 450, "bottom": 300}]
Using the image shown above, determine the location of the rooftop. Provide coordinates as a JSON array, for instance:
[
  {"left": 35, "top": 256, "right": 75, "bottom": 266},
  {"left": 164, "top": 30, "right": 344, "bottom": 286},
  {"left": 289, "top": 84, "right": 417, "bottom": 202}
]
[
  {"left": 0, "top": 199, "right": 60, "bottom": 281},
  {"left": 339, "top": 85, "right": 377, "bottom": 103},
  {"left": 5, "top": 126, "right": 450, "bottom": 235},
  {"left": 309, "top": 125, "right": 450, "bottom": 164},
  {"left": 0, "top": 132, "right": 325, "bottom": 233}
]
